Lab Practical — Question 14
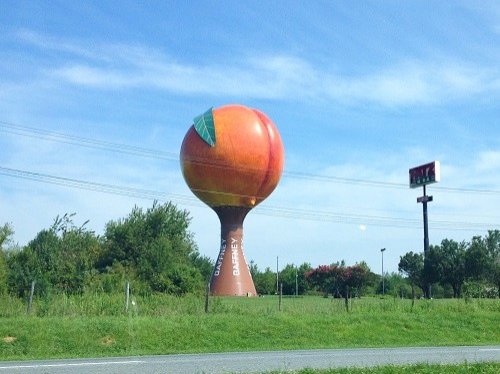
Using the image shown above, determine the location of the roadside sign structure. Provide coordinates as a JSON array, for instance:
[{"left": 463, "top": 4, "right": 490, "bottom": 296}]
[
  {"left": 409, "top": 161, "right": 440, "bottom": 299},
  {"left": 409, "top": 161, "right": 441, "bottom": 189}
]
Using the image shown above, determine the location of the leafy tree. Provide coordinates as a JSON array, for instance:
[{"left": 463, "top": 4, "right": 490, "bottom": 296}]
[
  {"left": 7, "top": 214, "right": 101, "bottom": 296},
  {"left": 296, "top": 262, "right": 313, "bottom": 295},
  {"left": 306, "top": 265, "right": 335, "bottom": 296},
  {"left": 306, "top": 264, "right": 370, "bottom": 298},
  {"left": 0, "top": 251, "right": 6, "bottom": 296},
  {"left": 253, "top": 266, "right": 277, "bottom": 295},
  {"left": 191, "top": 253, "right": 213, "bottom": 284},
  {"left": 426, "top": 239, "right": 467, "bottom": 298},
  {"left": 8, "top": 228, "right": 59, "bottom": 297},
  {"left": 484, "top": 230, "right": 500, "bottom": 296},
  {"left": 100, "top": 201, "right": 205, "bottom": 295},
  {"left": 465, "top": 236, "right": 489, "bottom": 281},
  {"left": 251, "top": 262, "right": 313, "bottom": 296},
  {"left": 398, "top": 251, "right": 424, "bottom": 299},
  {"left": 354, "top": 261, "right": 378, "bottom": 295},
  {"left": 278, "top": 263, "right": 312, "bottom": 295},
  {"left": 343, "top": 264, "right": 370, "bottom": 297},
  {"left": 54, "top": 218, "right": 102, "bottom": 293},
  {"left": 0, "top": 223, "right": 14, "bottom": 295},
  {"left": 0, "top": 223, "right": 14, "bottom": 248},
  {"left": 423, "top": 245, "right": 440, "bottom": 287},
  {"left": 278, "top": 264, "right": 296, "bottom": 295},
  {"left": 466, "top": 231, "right": 500, "bottom": 297},
  {"left": 377, "top": 272, "right": 412, "bottom": 298},
  {"left": 249, "top": 260, "right": 259, "bottom": 279}
]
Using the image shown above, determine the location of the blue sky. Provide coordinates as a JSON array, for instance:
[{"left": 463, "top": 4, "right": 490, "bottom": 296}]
[{"left": 0, "top": 0, "right": 499, "bottom": 275}]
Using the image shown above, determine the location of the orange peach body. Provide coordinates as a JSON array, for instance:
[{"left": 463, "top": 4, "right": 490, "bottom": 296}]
[{"left": 180, "top": 104, "right": 284, "bottom": 208}]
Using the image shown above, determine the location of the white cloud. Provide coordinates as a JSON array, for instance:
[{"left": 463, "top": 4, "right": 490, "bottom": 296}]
[
  {"left": 476, "top": 150, "right": 500, "bottom": 172},
  {"left": 55, "top": 65, "right": 137, "bottom": 88},
  {"left": 51, "top": 56, "right": 500, "bottom": 106},
  {"left": 15, "top": 31, "right": 500, "bottom": 107},
  {"left": 51, "top": 55, "right": 314, "bottom": 100},
  {"left": 328, "top": 62, "right": 499, "bottom": 106},
  {"left": 17, "top": 29, "right": 110, "bottom": 62}
]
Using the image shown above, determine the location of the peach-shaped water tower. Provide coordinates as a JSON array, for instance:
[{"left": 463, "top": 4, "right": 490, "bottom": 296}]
[{"left": 180, "top": 104, "right": 284, "bottom": 296}]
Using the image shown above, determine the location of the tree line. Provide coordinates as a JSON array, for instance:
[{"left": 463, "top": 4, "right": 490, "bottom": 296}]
[
  {"left": 250, "top": 260, "right": 378, "bottom": 298},
  {"left": 0, "top": 202, "right": 212, "bottom": 297},
  {"left": 248, "top": 232, "right": 499, "bottom": 300},
  {"left": 398, "top": 231, "right": 499, "bottom": 299},
  {"left": 0, "top": 201, "right": 498, "bottom": 299}
]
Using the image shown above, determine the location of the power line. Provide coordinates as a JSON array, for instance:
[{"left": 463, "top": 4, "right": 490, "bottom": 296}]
[
  {"left": 0, "top": 165, "right": 497, "bottom": 232},
  {"left": 0, "top": 166, "right": 198, "bottom": 206},
  {"left": 0, "top": 120, "right": 179, "bottom": 161},
  {"left": 2, "top": 120, "right": 500, "bottom": 195}
]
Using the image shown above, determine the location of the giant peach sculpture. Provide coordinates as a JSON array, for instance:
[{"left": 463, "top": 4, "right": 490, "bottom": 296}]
[{"left": 180, "top": 104, "right": 284, "bottom": 296}]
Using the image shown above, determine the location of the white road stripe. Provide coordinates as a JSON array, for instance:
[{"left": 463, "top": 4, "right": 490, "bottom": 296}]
[{"left": 0, "top": 360, "right": 143, "bottom": 370}]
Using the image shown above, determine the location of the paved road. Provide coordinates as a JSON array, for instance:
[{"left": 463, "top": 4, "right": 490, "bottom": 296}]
[{"left": 1, "top": 346, "right": 499, "bottom": 373}]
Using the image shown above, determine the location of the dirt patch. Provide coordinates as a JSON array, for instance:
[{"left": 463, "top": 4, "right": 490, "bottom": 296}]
[
  {"left": 100, "top": 336, "right": 115, "bottom": 346},
  {"left": 2, "top": 336, "right": 16, "bottom": 344}
]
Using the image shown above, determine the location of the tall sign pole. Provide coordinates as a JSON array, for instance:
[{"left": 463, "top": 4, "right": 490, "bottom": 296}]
[
  {"left": 422, "top": 185, "right": 430, "bottom": 254},
  {"left": 409, "top": 161, "right": 440, "bottom": 299}
]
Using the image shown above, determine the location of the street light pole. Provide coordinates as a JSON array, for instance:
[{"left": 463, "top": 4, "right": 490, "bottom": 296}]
[{"left": 381, "top": 248, "right": 386, "bottom": 295}]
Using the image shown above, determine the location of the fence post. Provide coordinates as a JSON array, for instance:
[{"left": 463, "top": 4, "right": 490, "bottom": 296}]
[
  {"left": 26, "top": 280, "right": 35, "bottom": 314},
  {"left": 344, "top": 285, "right": 349, "bottom": 312},
  {"left": 125, "top": 281, "right": 130, "bottom": 313},
  {"left": 205, "top": 282, "right": 210, "bottom": 313},
  {"left": 279, "top": 283, "right": 283, "bottom": 311},
  {"left": 411, "top": 285, "right": 415, "bottom": 309}
]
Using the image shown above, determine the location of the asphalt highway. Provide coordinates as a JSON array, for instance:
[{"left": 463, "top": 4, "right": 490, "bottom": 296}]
[{"left": 1, "top": 346, "right": 499, "bottom": 373}]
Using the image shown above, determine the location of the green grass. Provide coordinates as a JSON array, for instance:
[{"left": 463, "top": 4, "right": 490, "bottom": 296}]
[
  {"left": 0, "top": 295, "right": 499, "bottom": 360},
  {"left": 269, "top": 362, "right": 500, "bottom": 373}
]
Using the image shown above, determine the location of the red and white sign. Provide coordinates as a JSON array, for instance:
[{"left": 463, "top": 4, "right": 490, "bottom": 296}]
[{"left": 409, "top": 161, "right": 441, "bottom": 189}]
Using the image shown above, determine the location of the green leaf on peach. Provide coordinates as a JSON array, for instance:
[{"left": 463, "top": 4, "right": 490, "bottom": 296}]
[{"left": 193, "top": 108, "right": 216, "bottom": 147}]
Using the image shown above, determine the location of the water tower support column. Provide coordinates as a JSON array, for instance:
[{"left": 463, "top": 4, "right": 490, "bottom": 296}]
[{"left": 210, "top": 206, "right": 257, "bottom": 296}]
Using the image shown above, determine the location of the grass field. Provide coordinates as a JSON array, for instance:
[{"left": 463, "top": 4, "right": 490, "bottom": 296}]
[
  {"left": 0, "top": 294, "right": 499, "bottom": 361},
  {"left": 272, "top": 362, "right": 500, "bottom": 373}
]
